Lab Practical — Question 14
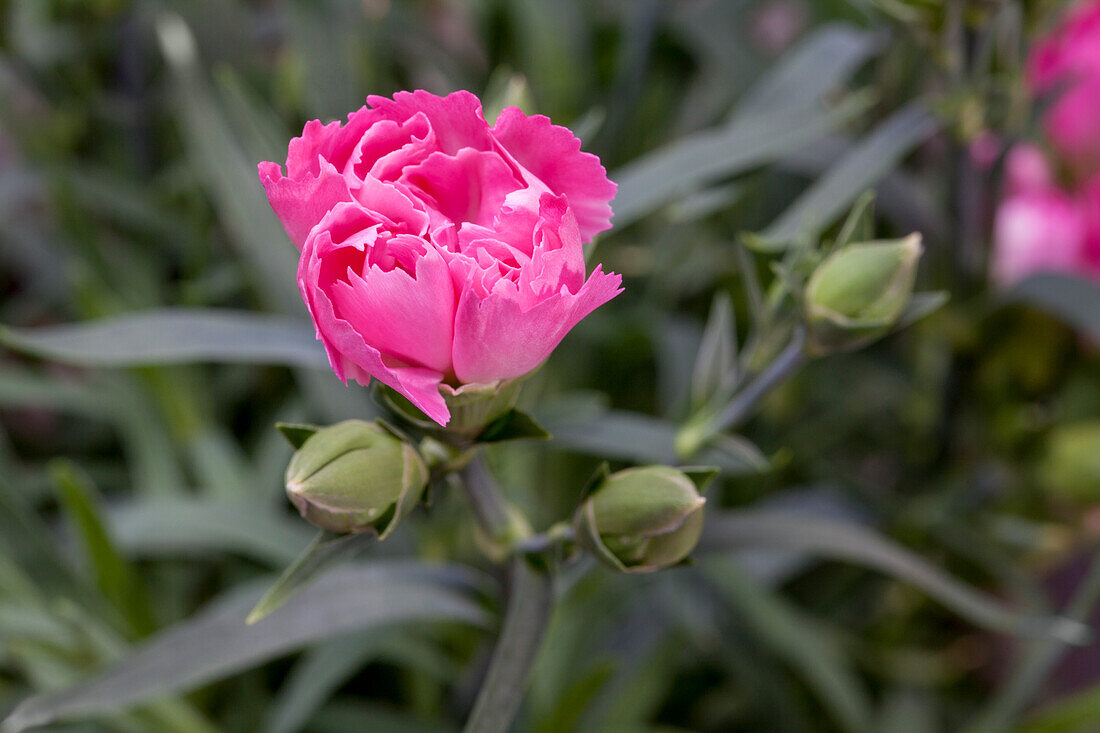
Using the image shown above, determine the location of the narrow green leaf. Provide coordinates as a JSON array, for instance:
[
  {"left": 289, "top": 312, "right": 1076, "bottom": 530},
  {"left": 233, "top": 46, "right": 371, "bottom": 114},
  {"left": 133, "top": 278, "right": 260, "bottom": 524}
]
[
  {"left": 50, "top": 462, "right": 156, "bottom": 637},
  {"left": 608, "top": 24, "right": 880, "bottom": 227},
  {"left": 0, "top": 481, "right": 103, "bottom": 609},
  {"left": 705, "top": 558, "right": 872, "bottom": 732},
  {"left": 543, "top": 409, "right": 768, "bottom": 475},
  {"left": 264, "top": 631, "right": 459, "bottom": 733},
  {"left": 611, "top": 93, "right": 874, "bottom": 228},
  {"left": 532, "top": 660, "right": 615, "bottom": 733},
  {"left": 734, "top": 24, "right": 882, "bottom": 118},
  {"left": 106, "top": 498, "right": 315, "bottom": 566},
  {"left": 691, "top": 292, "right": 737, "bottom": 409},
  {"left": 477, "top": 409, "right": 552, "bottom": 444},
  {"left": 263, "top": 634, "right": 390, "bottom": 733},
  {"left": 702, "top": 510, "right": 1091, "bottom": 644},
  {"left": 758, "top": 104, "right": 940, "bottom": 248},
  {"left": 275, "top": 422, "right": 321, "bottom": 450},
  {"left": 897, "top": 291, "right": 950, "bottom": 329},
  {"left": 0, "top": 310, "right": 325, "bottom": 369},
  {"left": 1005, "top": 273, "right": 1100, "bottom": 342},
  {"left": 679, "top": 466, "right": 720, "bottom": 494},
  {"left": 464, "top": 560, "right": 554, "bottom": 733},
  {"left": 2, "top": 562, "right": 490, "bottom": 733},
  {"left": 155, "top": 13, "right": 300, "bottom": 313},
  {"left": 247, "top": 531, "right": 376, "bottom": 624},
  {"left": 834, "top": 190, "right": 877, "bottom": 250}
]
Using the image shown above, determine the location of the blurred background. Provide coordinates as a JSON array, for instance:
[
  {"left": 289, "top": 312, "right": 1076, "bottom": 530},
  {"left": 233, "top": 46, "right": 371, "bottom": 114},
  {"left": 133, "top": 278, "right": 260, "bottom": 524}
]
[{"left": 4, "top": 0, "right": 1100, "bottom": 731}]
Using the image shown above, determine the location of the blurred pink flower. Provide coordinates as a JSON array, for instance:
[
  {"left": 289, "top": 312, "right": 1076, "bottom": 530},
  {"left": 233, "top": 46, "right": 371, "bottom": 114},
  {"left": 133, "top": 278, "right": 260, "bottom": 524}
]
[
  {"left": 749, "top": 0, "right": 808, "bottom": 54},
  {"left": 1043, "top": 75, "right": 1100, "bottom": 179},
  {"left": 259, "top": 91, "right": 621, "bottom": 426},
  {"left": 1004, "top": 143, "right": 1055, "bottom": 196},
  {"left": 1027, "top": 0, "right": 1100, "bottom": 90},
  {"left": 969, "top": 131, "right": 1003, "bottom": 172},
  {"left": 992, "top": 185, "right": 1088, "bottom": 286},
  {"left": 1026, "top": 0, "right": 1100, "bottom": 179}
]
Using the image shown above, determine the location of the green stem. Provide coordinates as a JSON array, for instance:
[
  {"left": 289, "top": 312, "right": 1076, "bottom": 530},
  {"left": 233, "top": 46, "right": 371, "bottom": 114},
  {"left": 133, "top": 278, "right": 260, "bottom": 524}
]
[
  {"left": 463, "top": 559, "right": 554, "bottom": 733},
  {"left": 712, "top": 327, "right": 807, "bottom": 433},
  {"left": 513, "top": 523, "right": 575, "bottom": 555},
  {"left": 678, "top": 328, "right": 807, "bottom": 456},
  {"left": 460, "top": 454, "right": 514, "bottom": 540}
]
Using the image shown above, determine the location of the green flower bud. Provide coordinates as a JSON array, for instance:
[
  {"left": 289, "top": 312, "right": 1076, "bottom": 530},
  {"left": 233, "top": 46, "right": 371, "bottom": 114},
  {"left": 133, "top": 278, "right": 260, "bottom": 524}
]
[
  {"left": 574, "top": 465, "right": 712, "bottom": 573},
  {"left": 805, "top": 234, "right": 923, "bottom": 353},
  {"left": 285, "top": 420, "right": 429, "bottom": 537},
  {"left": 1042, "top": 421, "right": 1100, "bottom": 503}
]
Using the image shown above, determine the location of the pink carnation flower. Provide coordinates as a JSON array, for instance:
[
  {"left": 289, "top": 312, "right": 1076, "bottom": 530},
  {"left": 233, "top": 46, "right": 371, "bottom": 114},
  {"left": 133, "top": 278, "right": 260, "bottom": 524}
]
[
  {"left": 992, "top": 185, "right": 1088, "bottom": 286},
  {"left": 259, "top": 90, "right": 621, "bottom": 426},
  {"left": 1026, "top": 0, "right": 1100, "bottom": 179},
  {"left": 1004, "top": 143, "right": 1055, "bottom": 196}
]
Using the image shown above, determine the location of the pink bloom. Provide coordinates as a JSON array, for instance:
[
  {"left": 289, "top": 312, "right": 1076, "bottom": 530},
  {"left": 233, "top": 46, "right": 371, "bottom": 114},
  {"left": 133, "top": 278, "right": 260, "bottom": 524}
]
[
  {"left": 1004, "top": 143, "right": 1055, "bottom": 196},
  {"left": 992, "top": 186, "right": 1088, "bottom": 285},
  {"left": 1026, "top": 0, "right": 1100, "bottom": 179},
  {"left": 260, "top": 91, "right": 621, "bottom": 426},
  {"left": 1027, "top": 0, "right": 1100, "bottom": 90},
  {"left": 749, "top": 0, "right": 808, "bottom": 55},
  {"left": 1080, "top": 176, "right": 1100, "bottom": 274},
  {"left": 1044, "top": 75, "right": 1100, "bottom": 179},
  {"left": 969, "top": 131, "right": 1003, "bottom": 172}
]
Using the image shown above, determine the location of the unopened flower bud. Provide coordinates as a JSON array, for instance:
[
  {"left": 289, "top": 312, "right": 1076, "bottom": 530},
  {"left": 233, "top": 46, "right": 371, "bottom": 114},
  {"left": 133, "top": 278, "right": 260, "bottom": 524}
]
[
  {"left": 574, "top": 465, "right": 712, "bottom": 573},
  {"left": 805, "top": 234, "right": 923, "bottom": 353},
  {"left": 285, "top": 420, "right": 428, "bottom": 537},
  {"left": 1042, "top": 421, "right": 1100, "bottom": 503}
]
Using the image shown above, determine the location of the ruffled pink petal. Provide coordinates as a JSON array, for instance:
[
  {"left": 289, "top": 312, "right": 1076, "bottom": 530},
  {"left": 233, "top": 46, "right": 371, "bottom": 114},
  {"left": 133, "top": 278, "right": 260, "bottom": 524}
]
[
  {"left": 401, "top": 148, "right": 520, "bottom": 226},
  {"left": 328, "top": 242, "right": 456, "bottom": 375},
  {"left": 525, "top": 195, "right": 586, "bottom": 292},
  {"left": 285, "top": 120, "right": 343, "bottom": 179},
  {"left": 347, "top": 112, "right": 434, "bottom": 182},
  {"left": 299, "top": 225, "right": 450, "bottom": 425},
  {"left": 491, "top": 106, "right": 617, "bottom": 242},
  {"left": 352, "top": 177, "right": 430, "bottom": 237},
  {"left": 259, "top": 159, "right": 352, "bottom": 250},
  {"left": 366, "top": 90, "right": 492, "bottom": 155},
  {"left": 451, "top": 264, "right": 622, "bottom": 384}
]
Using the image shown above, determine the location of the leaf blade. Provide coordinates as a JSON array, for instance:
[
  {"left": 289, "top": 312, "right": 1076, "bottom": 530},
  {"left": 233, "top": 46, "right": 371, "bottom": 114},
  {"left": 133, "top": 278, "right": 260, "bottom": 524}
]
[
  {"left": 0, "top": 309, "right": 326, "bottom": 369},
  {"left": 757, "top": 104, "right": 940, "bottom": 248},
  {"left": 247, "top": 531, "right": 376, "bottom": 624},
  {"left": 2, "top": 561, "right": 490, "bottom": 733},
  {"left": 702, "top": 510, "right": 1090, "bottom": 644}
]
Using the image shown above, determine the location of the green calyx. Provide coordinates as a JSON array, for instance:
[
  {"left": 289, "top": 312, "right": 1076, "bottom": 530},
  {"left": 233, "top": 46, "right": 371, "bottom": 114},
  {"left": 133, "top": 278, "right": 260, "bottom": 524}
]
[
  {"left": 373, "top": 377, "right": 527, "bottom": 441},
  {"left": 285, "top": 420, "right": 429, "bottom": 538}
]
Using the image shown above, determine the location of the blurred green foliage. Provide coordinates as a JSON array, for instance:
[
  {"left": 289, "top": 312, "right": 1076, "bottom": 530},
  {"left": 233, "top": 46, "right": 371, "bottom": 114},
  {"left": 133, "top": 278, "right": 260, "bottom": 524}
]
[{"left": 3, "top": 0, "right": 1100, "bottom": 732}]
